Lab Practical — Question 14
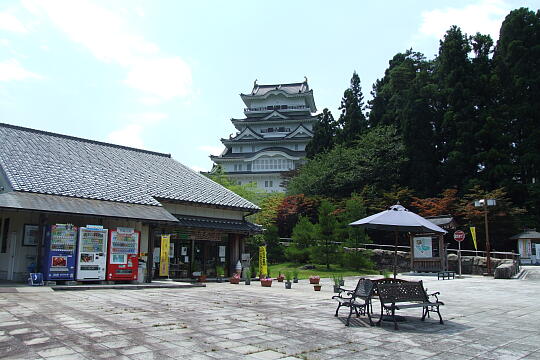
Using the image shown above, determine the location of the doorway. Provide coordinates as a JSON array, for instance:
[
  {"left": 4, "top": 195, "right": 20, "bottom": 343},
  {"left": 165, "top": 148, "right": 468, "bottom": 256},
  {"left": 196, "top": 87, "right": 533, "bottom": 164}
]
[{"left": 535, "top": 244, "right": 540, "bottom": 264}]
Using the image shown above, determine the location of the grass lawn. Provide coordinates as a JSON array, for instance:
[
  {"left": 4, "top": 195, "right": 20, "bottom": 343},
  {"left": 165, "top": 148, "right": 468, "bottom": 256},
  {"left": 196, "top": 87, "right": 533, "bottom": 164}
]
[{"left": 267, "top": 262, "right": 379, "bottom": 280}]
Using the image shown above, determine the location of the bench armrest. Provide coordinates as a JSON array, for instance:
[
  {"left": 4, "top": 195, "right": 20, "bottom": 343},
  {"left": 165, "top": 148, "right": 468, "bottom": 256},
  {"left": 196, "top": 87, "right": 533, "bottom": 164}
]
[{"left": 428, "top": 291, "right": 440, "bottom": 302}]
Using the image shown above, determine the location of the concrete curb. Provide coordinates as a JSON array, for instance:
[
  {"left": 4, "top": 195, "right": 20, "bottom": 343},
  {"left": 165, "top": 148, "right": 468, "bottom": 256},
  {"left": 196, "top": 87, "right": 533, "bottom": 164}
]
[{"left": 51, "top": 282, "right": 206, "bottom": 291}]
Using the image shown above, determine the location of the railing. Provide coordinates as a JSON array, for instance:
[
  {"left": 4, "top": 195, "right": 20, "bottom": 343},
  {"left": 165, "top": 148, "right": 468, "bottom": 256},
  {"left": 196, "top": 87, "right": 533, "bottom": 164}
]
[{"left": 244, "top": 105, "right": 308, "bottom": 112}]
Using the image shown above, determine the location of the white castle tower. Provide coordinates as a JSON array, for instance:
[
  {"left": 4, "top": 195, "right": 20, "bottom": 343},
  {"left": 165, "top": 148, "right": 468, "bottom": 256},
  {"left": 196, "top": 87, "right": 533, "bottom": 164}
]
[{"left": 210, "top": 78, "right": 318, "bottom": 192}]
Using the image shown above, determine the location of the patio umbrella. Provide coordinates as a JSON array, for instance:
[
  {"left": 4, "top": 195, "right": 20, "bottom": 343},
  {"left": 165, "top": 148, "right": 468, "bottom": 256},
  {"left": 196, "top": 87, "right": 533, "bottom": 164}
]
[{"left": 349, "top": 204, "right": 447, "bottom": 278}]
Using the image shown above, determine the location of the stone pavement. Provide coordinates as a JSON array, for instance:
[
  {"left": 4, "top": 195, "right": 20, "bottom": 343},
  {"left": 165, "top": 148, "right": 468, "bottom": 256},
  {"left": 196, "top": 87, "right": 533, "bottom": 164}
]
[{"left": 1, "top": 268, "right": 540, "bottom": 360}]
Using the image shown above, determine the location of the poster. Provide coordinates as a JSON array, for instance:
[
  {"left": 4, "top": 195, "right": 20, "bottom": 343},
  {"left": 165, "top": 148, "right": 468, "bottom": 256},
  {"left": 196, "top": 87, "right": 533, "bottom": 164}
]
[
  {"left": 23, "top": 224, "right": 39, "bottom": 246},
  {"left": 413, "top": 237, "right": 433, "bottom": 258},
  {"left": 169, "top": 243, "right": 175, "bottom": 258},
  {"left": 219, "top": 246, "right": 226, "bottom": 257},
  {"left": 159, "top": 235, "right": 170, "bottom": 276},
  {"left": 259, "top": 246, "right": 267, "bottom": 277},
  {"left": 153, "top": 248, "right": 160, "bottom": 263},
  {"left": 181, "top": 247, "right": 187, "bottom": 256}
]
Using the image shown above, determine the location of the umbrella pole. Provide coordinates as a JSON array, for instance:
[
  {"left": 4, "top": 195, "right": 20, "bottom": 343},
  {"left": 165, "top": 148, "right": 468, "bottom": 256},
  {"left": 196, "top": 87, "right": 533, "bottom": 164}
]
[{"left": 393, "top": 231, "right": 398, "bottom": 279}]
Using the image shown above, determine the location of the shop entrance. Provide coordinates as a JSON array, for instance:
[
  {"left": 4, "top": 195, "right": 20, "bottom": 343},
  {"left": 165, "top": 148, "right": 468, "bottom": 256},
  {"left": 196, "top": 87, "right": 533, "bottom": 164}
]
[{"left": 193, "top": 240, "right": 229, "bottom": 278}]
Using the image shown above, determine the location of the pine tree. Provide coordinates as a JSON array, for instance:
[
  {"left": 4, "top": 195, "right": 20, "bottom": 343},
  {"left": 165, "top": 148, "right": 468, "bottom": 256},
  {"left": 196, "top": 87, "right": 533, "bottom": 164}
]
[
  {"left": 336, "top": 72, "right": 367, "bottom": 144},
  {"left": 306, "top": 108, "right": 337, "bottom": 158}
]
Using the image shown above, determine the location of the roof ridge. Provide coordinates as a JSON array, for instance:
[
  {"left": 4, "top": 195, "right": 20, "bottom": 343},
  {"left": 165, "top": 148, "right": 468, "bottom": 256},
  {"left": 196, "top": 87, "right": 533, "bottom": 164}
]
[{"left": 0, "top": 122, "right": 171, "bottom": 158}]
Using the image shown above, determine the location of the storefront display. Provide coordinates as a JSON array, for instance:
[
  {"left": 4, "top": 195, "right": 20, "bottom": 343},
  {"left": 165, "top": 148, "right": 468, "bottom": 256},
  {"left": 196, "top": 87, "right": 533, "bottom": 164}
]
[
  {"left": 107, "top": 227, "right": 140, "bottom": 281},
  {"left": 42, "top": 224, "right": 78, "bottom": 281},
  {"left": 76, "top": 225, "right": 108, "bottom": 281}
]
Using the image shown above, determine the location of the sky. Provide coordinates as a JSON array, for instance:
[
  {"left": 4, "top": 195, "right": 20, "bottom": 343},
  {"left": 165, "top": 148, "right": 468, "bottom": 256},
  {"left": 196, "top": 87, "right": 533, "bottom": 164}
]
[{"left": 1, "top": 0, "right": 538, "bottom": 172}]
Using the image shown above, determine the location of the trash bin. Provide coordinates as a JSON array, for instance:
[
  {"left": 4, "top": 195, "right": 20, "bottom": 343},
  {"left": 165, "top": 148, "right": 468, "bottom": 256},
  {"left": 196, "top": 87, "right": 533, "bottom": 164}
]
[{"left": 137, "top": 260, "right": 146, "bottom": 283}]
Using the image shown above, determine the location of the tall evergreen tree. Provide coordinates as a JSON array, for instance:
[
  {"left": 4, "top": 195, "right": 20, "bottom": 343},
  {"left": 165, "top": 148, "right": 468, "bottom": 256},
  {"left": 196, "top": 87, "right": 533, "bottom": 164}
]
[
  {"left": 493, "top": 8, "right": 540, "bottom": 215},
  {"left": 306, "top": 108, "right": 337, "bottom": 158},
  {"left": 336, "top": 72, "right": 367, "bottom": 144}
]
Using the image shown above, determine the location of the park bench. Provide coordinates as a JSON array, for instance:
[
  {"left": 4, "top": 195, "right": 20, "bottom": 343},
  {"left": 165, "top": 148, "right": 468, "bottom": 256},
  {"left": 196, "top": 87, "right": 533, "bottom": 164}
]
[
  {"left": 376, "top": 280, "right": 444, "bottom": 330},
  {"left": 438, "top": 271, "right": 455, "bottom": 280},
  {"left": 332, "top": 278, "right": 374, "bottom": 326}
]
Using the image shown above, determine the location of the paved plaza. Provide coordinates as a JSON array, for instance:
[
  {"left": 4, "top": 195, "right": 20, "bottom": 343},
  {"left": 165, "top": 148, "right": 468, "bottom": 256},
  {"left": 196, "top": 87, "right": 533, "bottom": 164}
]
[{"left": 1, "top": 267, "right": 540, "bottom": 360}]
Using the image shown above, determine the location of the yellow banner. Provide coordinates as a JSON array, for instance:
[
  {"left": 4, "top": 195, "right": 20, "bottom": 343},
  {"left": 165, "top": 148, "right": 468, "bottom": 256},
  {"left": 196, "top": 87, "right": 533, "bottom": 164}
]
[
  {"left": 470, "top": 227, "right": 477, "bottom": 251},
  {"left": 159, "top": 235, "right": 170, "bottom": 277},
  {"left": 259, "top": 246, "right": 267, "bottom": 278}
]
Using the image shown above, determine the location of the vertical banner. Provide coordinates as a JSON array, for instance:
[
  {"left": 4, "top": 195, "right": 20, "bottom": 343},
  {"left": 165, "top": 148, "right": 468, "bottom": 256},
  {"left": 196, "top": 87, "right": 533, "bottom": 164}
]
[
  {"left": 258, "top": 246, "right": 267, "bottom": 278},
  {"left": 159, "top": 235, "right": 170, "bottom": 277},
  {"left": 470, "top": 227, "right": 477, "bottom": 251}
]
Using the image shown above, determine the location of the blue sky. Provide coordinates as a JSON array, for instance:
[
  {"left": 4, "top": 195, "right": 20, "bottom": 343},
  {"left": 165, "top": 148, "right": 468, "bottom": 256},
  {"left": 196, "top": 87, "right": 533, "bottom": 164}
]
[{"left": 1, "top": 0, "right": 537, "bottom": 172}]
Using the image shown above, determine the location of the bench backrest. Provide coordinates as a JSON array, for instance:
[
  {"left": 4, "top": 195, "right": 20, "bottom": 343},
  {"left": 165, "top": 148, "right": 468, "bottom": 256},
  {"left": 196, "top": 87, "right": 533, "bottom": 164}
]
[
  {"left": 377, "top": 281, "right": 428, "bottom": 304},
  {"left": 352, "top": 278, "right": 374, "bottom": 299}
]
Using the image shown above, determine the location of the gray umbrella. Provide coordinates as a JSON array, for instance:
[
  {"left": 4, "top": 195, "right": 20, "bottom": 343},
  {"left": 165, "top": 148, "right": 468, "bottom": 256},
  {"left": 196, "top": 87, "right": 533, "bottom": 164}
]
[{"left": 349, "top": 204, "right": 447, "bottom": 278}]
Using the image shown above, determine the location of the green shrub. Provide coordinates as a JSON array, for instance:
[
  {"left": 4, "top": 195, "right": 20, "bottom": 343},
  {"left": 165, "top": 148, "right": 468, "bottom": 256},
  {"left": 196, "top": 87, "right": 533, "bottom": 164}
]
[
  {"left": 342, "top": 250, "right": 373, "bottom": 270},
  {"left": 284, "top": 245, "right": 311, "bottom": 263}
]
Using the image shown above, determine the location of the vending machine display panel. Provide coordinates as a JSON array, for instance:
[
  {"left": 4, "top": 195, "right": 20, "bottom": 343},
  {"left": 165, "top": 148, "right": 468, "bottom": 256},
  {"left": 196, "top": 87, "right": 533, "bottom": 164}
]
[
  {"left": 107, "top": 228, "right": 140, "bottom": 281},
  {"left": 76, "top": 226, "right": 108, "bottom": 281},
  {"left": 42, "top": 224, "right": 77, "bottom": 281}
]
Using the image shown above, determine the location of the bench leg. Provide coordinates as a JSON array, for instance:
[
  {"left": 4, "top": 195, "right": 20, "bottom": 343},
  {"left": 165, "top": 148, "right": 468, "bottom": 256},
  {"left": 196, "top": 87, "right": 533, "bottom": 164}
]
[
  {"left": 435, "top": 306, "right": 444, "bottom": 324},
  {"left": 346, "top": 305, "right": 354, "bottom": 326},
  {"left": 376, "top": 303, "right": 383, "bottom": 327},
  {"left": 334, "top": 303, "right": 342, "bottom": 317},
  {"left": 392, "top": 307, "right": 398, "bottom": 330},
  {"left": 421, "top": 306, "right": 427, "bottom": 321},
  {"left": 354, "top": 306, "right": 360, "bottom": 317},
  {"left": 365, "top": 301, "right": 374, "bottom": 326}
]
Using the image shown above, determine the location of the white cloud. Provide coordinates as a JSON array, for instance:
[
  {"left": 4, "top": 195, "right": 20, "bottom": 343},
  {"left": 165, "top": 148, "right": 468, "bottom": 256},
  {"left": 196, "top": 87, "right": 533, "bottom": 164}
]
[
  {"left": 106, "top": 112, "right": 168, "bottom": 149},
  {"left": 0, "top": 12, "right": 28, "bottom": 33},
  {"left": 106, "top": 123, "right": 146, "bottom": 149},
  {"left": 419, "top": 0, "right": 510, "bottom": 40},
  {"left": 0, "top": 59, "right": 42, "bottom": 81},
  {"left": 198, "top": 145, "right": 224, "bottom": 156},
  {"left": 24, "top": 0, "right": 192, "bottom": 102}
]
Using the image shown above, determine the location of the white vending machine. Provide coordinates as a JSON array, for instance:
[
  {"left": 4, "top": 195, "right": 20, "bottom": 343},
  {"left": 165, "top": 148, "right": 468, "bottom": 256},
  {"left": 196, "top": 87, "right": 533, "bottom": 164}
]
[{"left": 76, "top": 225, "right": 108, "bottom": 281}]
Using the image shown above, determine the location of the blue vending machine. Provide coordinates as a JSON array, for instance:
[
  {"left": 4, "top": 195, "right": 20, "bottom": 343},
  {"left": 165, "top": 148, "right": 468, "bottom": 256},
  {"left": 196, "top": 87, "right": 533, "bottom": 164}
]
[{"left": 42, "top": 224, "right": 78, "bottom": 281}]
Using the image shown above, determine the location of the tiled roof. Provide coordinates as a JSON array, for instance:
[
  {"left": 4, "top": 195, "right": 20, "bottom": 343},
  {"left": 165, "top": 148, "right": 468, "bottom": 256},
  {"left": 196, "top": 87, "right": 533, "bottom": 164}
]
[
  {"left": 250, "top": 82, "right": 309, "bottom": 96},
  {"left": 0, "top": 123, "right": 259, "bottom": 211},
  {"left": 173, "top": 215, "right": 262, "bottom": 234}
]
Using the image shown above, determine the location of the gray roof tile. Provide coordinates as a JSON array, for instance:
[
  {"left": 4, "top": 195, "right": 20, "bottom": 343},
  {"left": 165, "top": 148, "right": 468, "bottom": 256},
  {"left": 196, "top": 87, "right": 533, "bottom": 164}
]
[{"left": 0, "top": 123, "right": 259, "bottom": 211}]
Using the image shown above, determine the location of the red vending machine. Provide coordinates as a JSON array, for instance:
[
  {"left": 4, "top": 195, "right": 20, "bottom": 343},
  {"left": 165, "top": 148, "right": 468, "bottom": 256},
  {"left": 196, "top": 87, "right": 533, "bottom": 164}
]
[{"left": 107, "top": 227, "right": 140, "bottom": 281}]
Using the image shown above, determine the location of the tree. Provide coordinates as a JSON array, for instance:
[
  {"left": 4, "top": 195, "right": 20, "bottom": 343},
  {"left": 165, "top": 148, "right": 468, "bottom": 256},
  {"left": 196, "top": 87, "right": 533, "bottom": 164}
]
[
  {"left": 254, "top": 193, "right": 285, "bottom": 229},
  {"left": 276, "top": 194, "right": 320, "bottom": 237},
  {"left": 306, "top": 108, "right": 337, "bottom": 158},
  {"left": 336, "top": 72, "right": 368, "bottom": 145},
  {"left": 205, "top": 165, "right": 266, "bottom": 205},
  {"left": 284, "top": 216, "right": 316, "bottom": 263},
  {"left": 410, "top": 189, "right": 459, "bottom": 217},
  {"left": 288, "top": 126, "right": 407, "bottom": 197},
  {"left": 315, "top": 200, "right": 338, "bottom": 269}
]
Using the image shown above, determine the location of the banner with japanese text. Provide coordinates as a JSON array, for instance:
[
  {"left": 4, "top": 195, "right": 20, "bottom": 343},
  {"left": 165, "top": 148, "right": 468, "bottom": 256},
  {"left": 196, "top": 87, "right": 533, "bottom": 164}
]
[
  {"left": 259, "top": 246, "right": 267, "bottom": 278},
  {"left": 159, "top": 235, "right": 170, "bottom": 277}
]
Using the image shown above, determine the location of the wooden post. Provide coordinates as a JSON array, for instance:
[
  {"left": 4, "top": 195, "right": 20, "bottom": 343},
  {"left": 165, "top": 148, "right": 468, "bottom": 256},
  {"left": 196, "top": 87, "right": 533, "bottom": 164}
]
[
  {"left": 409, "top": 234, "right": 414, "bottom": 273},
  {"left": 393, "top": 231, "right": 398, "bottom": 279},
  {"left": 146, "top": 225, "right": 155, "bottom": 283},
  {"left": 35, "top": 214, "right": 47, "bottom": 273}
]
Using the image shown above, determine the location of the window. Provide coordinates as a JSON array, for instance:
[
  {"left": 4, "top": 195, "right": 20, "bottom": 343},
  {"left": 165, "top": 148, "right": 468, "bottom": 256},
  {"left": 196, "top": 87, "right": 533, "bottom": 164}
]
[
  {"left": 239, "top": 145, "right": 243, "bottom": 153},
  {"left": 264, "top": 180, "right": 273, "bottom": 188},
  {"left": 294, "top": 144, "right": 298, "bottom": 151},
  {"left": 238, "top": 164, "right": 242, "bottom": 171},
  {"left": 247, "top": 164, "right": 252, "bottom": 171},
  {"left": 0, "top": 218, "right": 9, "bottom": 253},
  {"left": 234, "top": 164, "right": 238, "bottom": 171},
  {"left": 251, "top": 145, "right": 255, "bottom": 152}
]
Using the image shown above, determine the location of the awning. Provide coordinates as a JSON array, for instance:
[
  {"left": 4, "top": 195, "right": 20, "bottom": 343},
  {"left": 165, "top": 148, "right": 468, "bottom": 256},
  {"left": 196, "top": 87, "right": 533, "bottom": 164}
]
[
  {"left": 173, "top": 214, "right": 262, "bottom": 234},
  {"left": 0, "top": 191, "right": 179, "bottom": 223}
]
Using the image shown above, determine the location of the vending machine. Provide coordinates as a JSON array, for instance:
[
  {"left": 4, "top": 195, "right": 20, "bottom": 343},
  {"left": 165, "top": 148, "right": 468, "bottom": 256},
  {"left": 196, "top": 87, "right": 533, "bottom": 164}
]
[
  {"left": 42, "top": 224, "right": 78, "bottom": 281},
  {"left": 107, "top": 227, "right": 140, "bottom": 281},
  {"left": 76, "top": 225, "right": 108, "bottom": 281}
]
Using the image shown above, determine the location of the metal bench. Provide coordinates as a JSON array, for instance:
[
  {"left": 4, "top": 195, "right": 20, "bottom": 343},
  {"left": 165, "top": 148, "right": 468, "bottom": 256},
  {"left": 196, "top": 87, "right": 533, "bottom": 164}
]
[
  {"left": 376, "top": 280, "right": 444, "bottom": 330},
  {"left": 332, "top": 278, "right": 374, "bottom": 326},
  {"left": 438, "top": 271, "right": 455, "bottom": 280}
]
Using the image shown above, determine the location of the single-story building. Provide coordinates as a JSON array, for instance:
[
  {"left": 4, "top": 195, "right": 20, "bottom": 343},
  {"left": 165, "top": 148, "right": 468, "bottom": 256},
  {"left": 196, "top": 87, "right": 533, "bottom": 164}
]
[
  {"left": 0, "top": 123, "right": 260, "bottom": 282},
  {"left": 511, "top": 229, "right": 540, "bottom": 264}
]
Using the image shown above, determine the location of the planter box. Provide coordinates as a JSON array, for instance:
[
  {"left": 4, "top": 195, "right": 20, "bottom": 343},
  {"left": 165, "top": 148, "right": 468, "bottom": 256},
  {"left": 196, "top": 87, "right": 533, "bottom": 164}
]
[
  {"left": 229, "top": 278, "right": 240, "bottom": 284},
  {"left": 309, "top": 278, "right": 320, "bottom": 284},
  {"left": 261, "top": 280, "right": 272, "bottom": 287},
  {"left": 314, "top": 285, "right": 322, "bottom": 291}
]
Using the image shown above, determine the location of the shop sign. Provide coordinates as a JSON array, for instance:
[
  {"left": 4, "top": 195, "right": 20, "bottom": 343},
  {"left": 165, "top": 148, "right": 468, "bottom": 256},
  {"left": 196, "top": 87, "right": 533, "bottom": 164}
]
[
  {"left": 159, "top": 235, "right": 170, "bottom": 276},
  {"left": 413, "top": 237, "right": 433, "bottom": 258},
  {"left": 259, "top": 246, "right": 268, "bottom": 277}
]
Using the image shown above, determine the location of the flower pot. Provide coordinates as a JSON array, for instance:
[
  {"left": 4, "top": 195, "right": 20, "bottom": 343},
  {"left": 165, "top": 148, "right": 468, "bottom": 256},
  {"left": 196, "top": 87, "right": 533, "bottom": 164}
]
[
  {"left": 277, "top": 276, "right": 285, "bottom": 282},
  {"left": 285, "top": 281, "right": 292, "bottom": 289},
  {"left": 339, "top": 280, "right": 345, "bottom": 286},
  {"left": 197, "top": 275, "right": 207, "bottom": 283},
  {"left": 229, "top": 278, "right": 240, "bottom": 284},
  {"left": 261, "top": 279, "right": 272, "bottom": 287},
  {"left": 314, "top": 285, "right": 322, "bottom": 291},
  {"left": 245, "top": 279, "right": 251, "bottom": 285},
  {"left": 309, "top": 278, "right": 320, "bottom": 284},
  {"left": 293, "top": 278, "right": 298, "bottom": 283},
  {"left": 217, "top": 277, "right": 223, "bottom": 283},
  {"left": 333, "top": 285, "right": 340, "bottom": 293}
]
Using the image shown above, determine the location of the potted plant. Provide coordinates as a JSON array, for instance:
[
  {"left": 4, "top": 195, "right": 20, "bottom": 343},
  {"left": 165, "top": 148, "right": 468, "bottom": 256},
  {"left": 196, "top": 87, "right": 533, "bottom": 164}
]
[
  {"left": 309, "top": 275, "right": 320, "bottom": 284},
  {"left": 292, "top": 269, "right": 299, "bottom": 283},
  {"left": 229, "top": 273, "right": 240, "bottom": 284},
  {"left": 285, "top": 271, "right": 292, "bottom": 289},
  {"left": 332, "top": 274, "right": 341, "bottom": 293},
  {"left": 314, "top": 284, "right": 322, "bottom": 291},
  {"left": 277, "top": 272, "right": 285, "bottom": 282},
  {"left": 260, "top": 277, "right": 272, "bottom": 287},
  {"left": 216, "top": 265, "right": 225, "bottom": 283},
  {"left": 244, "top": 268, "right": 251, "bottom": 285}
]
